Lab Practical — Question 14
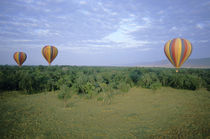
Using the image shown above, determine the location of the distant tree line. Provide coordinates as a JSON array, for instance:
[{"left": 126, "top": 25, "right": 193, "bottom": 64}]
[{"left": 0, "top": 65, "right": 209, "bottom": 94}]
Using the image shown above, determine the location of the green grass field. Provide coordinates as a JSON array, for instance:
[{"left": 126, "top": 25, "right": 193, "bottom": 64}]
[{"left": 0, "top": 87, "right": 210, "bottom": 138}]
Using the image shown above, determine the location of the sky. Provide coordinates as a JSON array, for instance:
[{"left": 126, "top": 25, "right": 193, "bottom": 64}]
[{"left": 0, "top": 0, "right": 210, "bottom": 66}]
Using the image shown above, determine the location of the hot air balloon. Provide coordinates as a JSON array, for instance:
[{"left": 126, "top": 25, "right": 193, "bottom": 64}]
[
  {"left": 164, "top": 38, "right": 192, "bottom": 72},
  {"left": 13, "top": 52, "right": 27, "bottom": 66},
  {"left": 42, "top": 45, "right": 58, "bottom": 65}
]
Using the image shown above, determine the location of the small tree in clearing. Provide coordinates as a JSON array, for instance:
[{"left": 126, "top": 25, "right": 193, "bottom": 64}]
[
  {"left": 150, "top": 82, "right": 162, "bottom": 92},
  {"left": 58, "top": 85, "right": 73, "bottom": 108}
]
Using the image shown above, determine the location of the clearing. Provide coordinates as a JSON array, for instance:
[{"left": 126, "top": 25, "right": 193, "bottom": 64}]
[{"left": 0, "top": 87, "right": 209, "bottom": 138}]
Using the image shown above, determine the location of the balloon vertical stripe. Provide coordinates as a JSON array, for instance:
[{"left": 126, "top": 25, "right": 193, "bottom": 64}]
[
  {"left": 176, "top": 38, "right": 182, "bottom": 66},
  {"left": 164, "top": 40, "right": 175, "bottom": 66},
  {"left": 182, "top": 40, "right": 192, "bottom": 66},
  {"left": 180, "top": 39, "right": 185, "bottom": 64},
  {"left": 14, "top": 53, "right": 19, "bottom": 65},
  {"left": 42, "top": 45, "right": 58, "bottom": 65},
  {"left": 19, "top": 52, "right": 21, "bottom": 65},
  {"left": 52, "top": 47, "right": 58, "bottom": 61},
  {"left": 164, "top": 38, "right": 192, "bottom": 69},
  {"left": 13, "top": 52, "right": 27, "bottom": 66},
  {"left": 50, "top": 46, "right": 53, "bottom": 62},
  {"left": 48, "top": 46, "right": 51, "bottom": 63},
  {"left": 180, "top": 39, "right": 188, "bottom": 66},
  {"left": 171, "top": 39, "right": 177, "bottom": 66}
]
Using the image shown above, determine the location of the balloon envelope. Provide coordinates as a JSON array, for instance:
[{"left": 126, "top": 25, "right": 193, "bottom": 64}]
[
  {"left": 42, "top": 45, "right": 58, "bottom": 65},
  {"left": 164, "top": 38, "right": 192, "bottom": 71},
  {"left": 13, "top": 52, "right": 27, "bottom": 66}
]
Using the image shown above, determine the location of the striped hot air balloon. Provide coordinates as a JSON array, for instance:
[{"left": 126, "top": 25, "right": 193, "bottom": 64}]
[
  {"left": 164, "top": 38, "right": 192, "bottom": 72},
  {"left": 13, "top": 52, "right": 27, "bottom": 66},
  {"left": 42, "top": 45, "right": 58, "bottom": 65}
]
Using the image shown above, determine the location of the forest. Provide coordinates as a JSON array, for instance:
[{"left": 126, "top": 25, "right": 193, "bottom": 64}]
[{"left": 0, "top": 65, "right": 210, "bottom": 95}]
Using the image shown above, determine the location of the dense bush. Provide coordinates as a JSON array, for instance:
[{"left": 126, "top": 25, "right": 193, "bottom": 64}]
[
  {"left": 58, "top": 85, "right": 73, "bottom": 107},
  {"left": 150, "top": 82, "right": 162, "bottom": 91},
  {"left": 0, "top": 66, "right": 209, "bottom": 94}
]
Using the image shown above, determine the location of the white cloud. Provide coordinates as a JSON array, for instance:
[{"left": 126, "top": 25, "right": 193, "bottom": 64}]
[
  {"left": 18, "top": 0, "right": 34, "bottom": 4},
  {"left": 47, "top": 0, "right": 64, "bottom": 3},
  {"left": 196, "top": 23, "right": 204, "bottom": 29},
  {"left": 79, "top": 1, "right": 87, "bottom": 5},
  {"left": 142, "top": 17, "right": 151, "bottom": 24},
  {"left": 34, "top": 29, "right": 50, "bottom": 36},
  {"left": 99, "top": 16, "right": 151, "bottom": 49},
  {"left": 0, "top": 31, "right": 19, "bottom": 35},
  {"left": 96, "top": 1, "right": 118, "bottom": 16},
  {"left": 197, "top": 40, "right": 208, "bottom": 43},
  {"left": 80, "top": 10, "right": 91, "bottom": 15},
  {"left": 7, "top": 39, "right": 36, "bottom": 42},
  {"left": 170, "top": 26, "right": 178, "bottom": 31},
  {"left": 0, "top": 21, "right": 39, "bottom": 27}
]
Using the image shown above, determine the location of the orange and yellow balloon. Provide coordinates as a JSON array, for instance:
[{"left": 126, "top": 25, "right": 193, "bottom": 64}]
[
  {"left": 13, "top": 52, "right": 27, "bottom": 66},
  {"left": 42, "top": 45, "right": 58, "bottom": 65},
  {"left": 164, "top": 38, "right": 192, "bottom": 72}
]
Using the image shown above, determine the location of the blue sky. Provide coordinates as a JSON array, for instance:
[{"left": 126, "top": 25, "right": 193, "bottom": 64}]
[{"left": 0, "top": 0, "right": 210, "bottom": 66}]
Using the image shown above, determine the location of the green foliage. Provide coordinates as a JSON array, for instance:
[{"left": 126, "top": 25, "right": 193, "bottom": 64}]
[
  {"left": 97, "top": 91, "right": 114, "bottom": 105},
  {"left": 118, "top": 82, "right": 130, "bottom": 93},
  {"left": 138, "top": 72, "right": 160, "bottom": 89},
  {"left": 0, "top": 66, "right": 209, "bottom": 94},
  {"left": 206, "top": 85, "right": 210, "bottom": 91},
  {"left": 150, "top": 82, "right": 162, "bottom": 91},
  {"left": 168, "top": 74, "right": 203, "bottom": 90},
  {"left": 129, "top": 69, "right": 142, "bottom": 84},
  {"left": 58, "top": 85, "right": 71, "bottom": 99},
  {"left": 84, "top": 82, "right": 96, "bottom": 99},
  {"left": 58, "top": 85, "right": 73, "bottom": 107}
]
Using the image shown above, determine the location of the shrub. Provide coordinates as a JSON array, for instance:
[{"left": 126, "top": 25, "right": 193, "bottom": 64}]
[
  {"left": 150, "top": 82, "right": 162, "bottom": 91},
  {"left": 58, "top": 85, "right": 73, "bottom": 107},
  {"left": 84, "top": 82, "right": 96, "bottom": 99},
  {"left": 118, "top": 82, "right": 130, "bottom": 93},
  {"left": 169, "top": 75, "right": 184, "bottom": 89},
  {"left": 183, "top": 75, "right": 203, "bottom": 90},
  {"left": 138, "top": 72, "right": 159, "bottom": 88},
  {"left": 129, "top": 70, "right": 141, "bottom": 84},
  {"left": 206, "top": 85, "right": 210, "bottom": 91},
  {"left": 97, "top": 91, "right": 115, "bottom": 105}
]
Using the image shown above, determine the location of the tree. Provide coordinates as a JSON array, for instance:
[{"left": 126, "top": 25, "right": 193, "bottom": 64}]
[
  {"left": 84, "top": 82, "right": 95, "bottom": 98},
  {"left": 129, "top": 69, "right": 142, "bottom": 84},
  {"left": 150, "top": 82, "right": 162, "bottom": 92},
  {"left": 138, "top": 73, "right": 152, "bottom": 88},
  {"left": 58, "top": 85, "right": 73, "bottom": 108}
]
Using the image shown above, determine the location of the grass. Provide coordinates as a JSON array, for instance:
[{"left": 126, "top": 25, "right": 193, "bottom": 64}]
[{"left": 0, "top": 87, "right": 210, "bottom": 138}]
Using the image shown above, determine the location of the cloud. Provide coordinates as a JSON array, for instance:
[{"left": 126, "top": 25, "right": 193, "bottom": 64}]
[
  {"left": 0, "top": 21, "right": 39, "bottom": 27},
  {"left": 95, "top": 1, "right": 118, "bottom": 16},
  {"left": 196, "top": 23, "right": 204, "bottom": 29},
  {"left": 97, "top": 16, "right": 152, "bottom": 49},
  {"left": 34, "top": 29, "right": 50, "bottom": 36},
  {"left": 3, "top": 39, "right": 36, "bottom": 42},
  {"left": 0, "top": 30, "right": 19, "bottom": 35},
  {"left": 170, "top": 26, "right": 178, "bottom": 31},
  {"left": 80, "top": 10, "right": 91, "bottom": 15},
  {"left": 52, "top": 0, "right": 64, "bottom": 3},
  {"left": 55, "top": 14, "right": 155, "bottom": 52},
  {"left": 79, "top": 1, "right": 87, "bottom": 5},
  {"left": 103, "top": 17, "right": 148, "bottom": 43},
  {"left": 18, "top": 0, "right": 34, "bottom": 4},
  {"left": 196, "top": 40, "right": 209, "bottom": 43},
  {"left": 14, "top": 0, "right": 52, "bottom": 13},
  {"left": 1, "top": 0, "right": 209, "bottom": 61}
]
